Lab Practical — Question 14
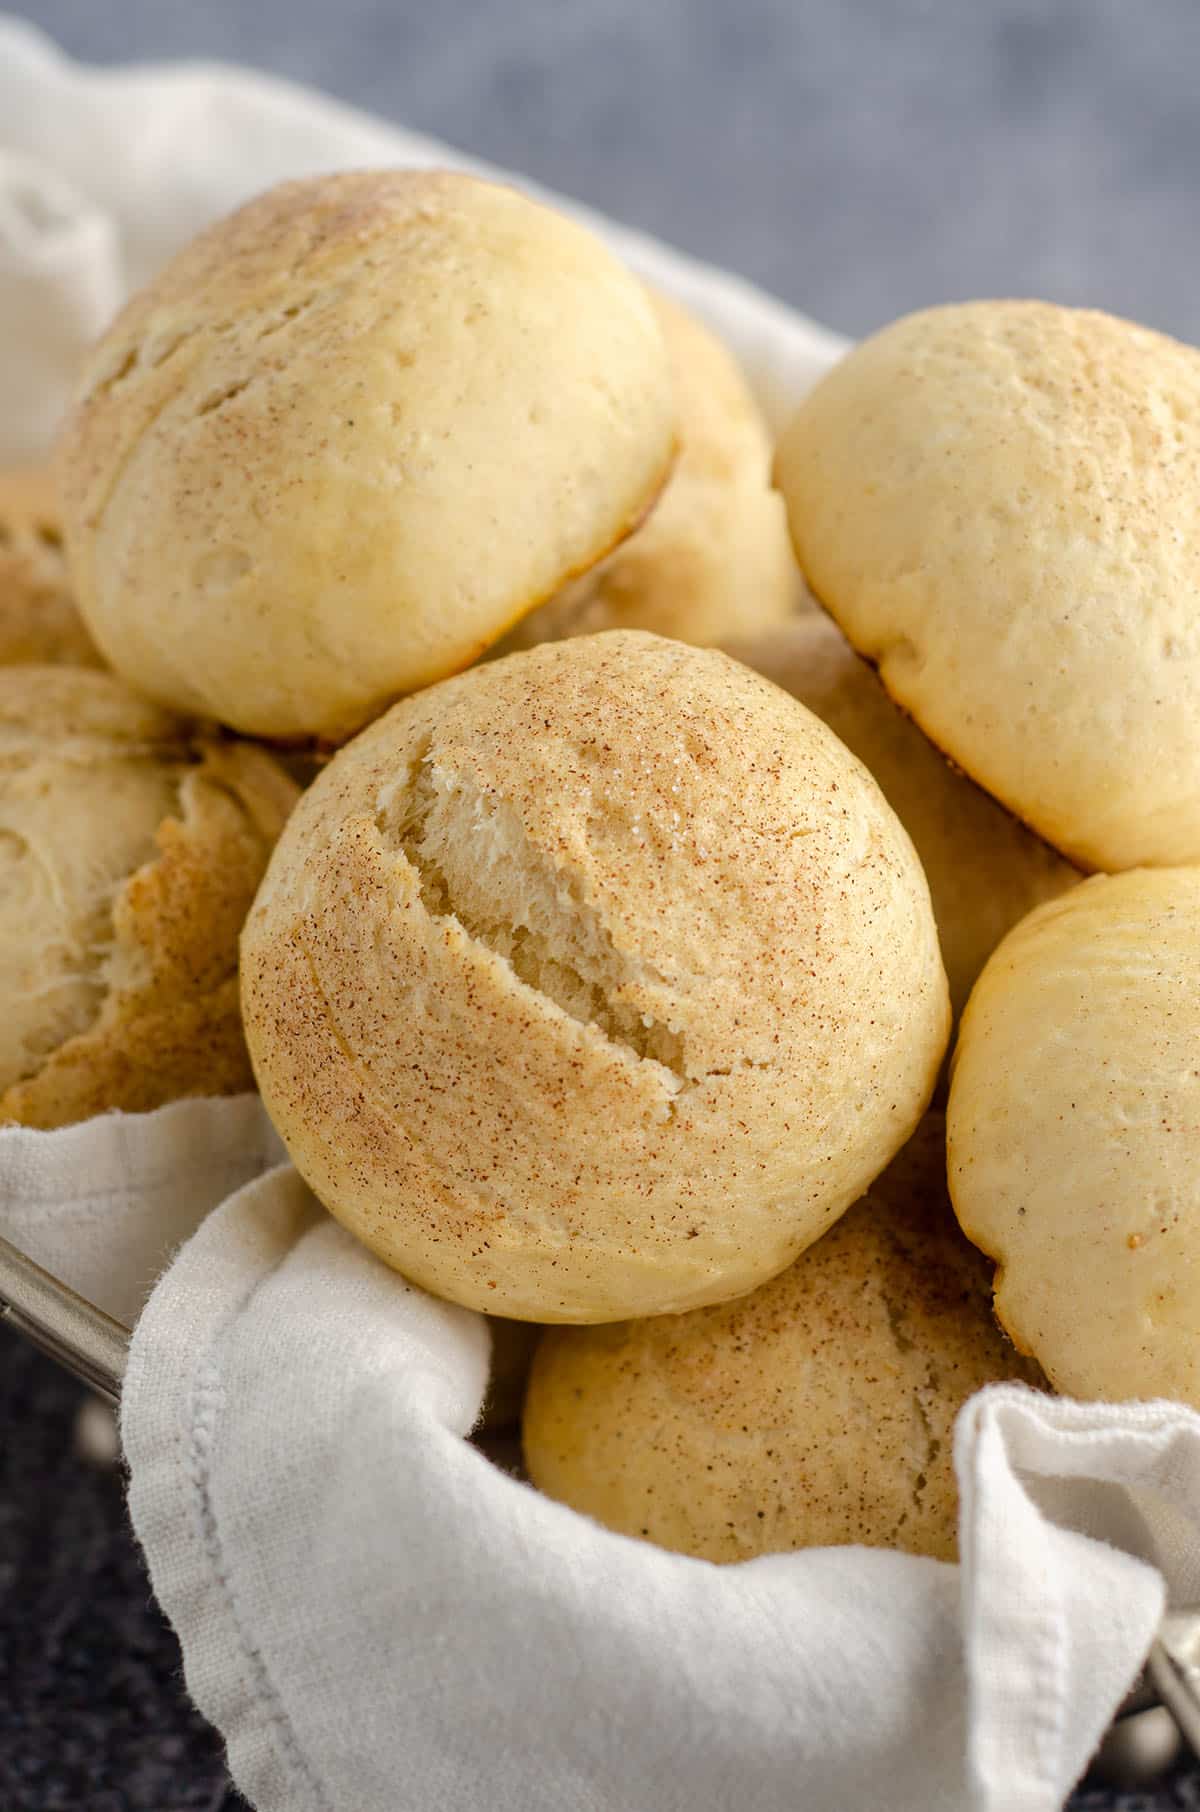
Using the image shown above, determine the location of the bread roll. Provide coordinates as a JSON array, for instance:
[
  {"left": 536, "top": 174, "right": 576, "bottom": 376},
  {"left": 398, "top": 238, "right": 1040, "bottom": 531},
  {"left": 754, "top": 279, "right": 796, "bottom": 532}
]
[
  {"left": 524, "top": 1115, "right": 1041, "bottom": 1562},
  {"left": 58, "top": 170, "right": 676, "bottom": 741},
  {"left": 0, "top": 467, "right": 99, "bottom": 667},
  {"left": 949, "top": 868, "right": 1200, "bottom": 1407},
  {"left": 775, "top": 301, "right": 1200, "bottom": 871},
  {"left": 503, "top": 291, "right": 800, "bottom": 650},
  {"left": 728, "top": 617, "right": 1078, "bottom": 1016},
  {"left": 0, "top": 667, "right": 297, "bottom": 1128},
  {"left": 242, "top": 629, "right": 948, "bottom": 1321}
]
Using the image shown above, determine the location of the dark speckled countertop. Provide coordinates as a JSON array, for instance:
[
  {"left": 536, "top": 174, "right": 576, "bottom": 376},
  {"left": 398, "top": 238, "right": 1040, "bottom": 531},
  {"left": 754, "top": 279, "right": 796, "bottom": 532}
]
[{"left": 4, "top": 3, "right": 1200, "bottom": 1804}]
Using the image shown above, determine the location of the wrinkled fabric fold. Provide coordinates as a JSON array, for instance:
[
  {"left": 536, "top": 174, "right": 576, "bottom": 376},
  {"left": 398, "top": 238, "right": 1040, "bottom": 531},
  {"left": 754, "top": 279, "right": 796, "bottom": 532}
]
[
  {"left": 119, "top": 1164, "right": 1200, "bottom": 1812},
  {"left": 123, "top": 1169, "right": 971, "bottom": 1812},
  {"left": 0, "top": 1095, "right": 285, "bottom": 1325}
]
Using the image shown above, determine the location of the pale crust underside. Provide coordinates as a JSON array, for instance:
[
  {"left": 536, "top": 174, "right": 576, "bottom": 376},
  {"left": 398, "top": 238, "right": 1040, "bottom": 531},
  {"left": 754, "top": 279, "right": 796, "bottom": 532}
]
[{"left": 948, "top": 867, "right": 1200, "bottom": 1409}]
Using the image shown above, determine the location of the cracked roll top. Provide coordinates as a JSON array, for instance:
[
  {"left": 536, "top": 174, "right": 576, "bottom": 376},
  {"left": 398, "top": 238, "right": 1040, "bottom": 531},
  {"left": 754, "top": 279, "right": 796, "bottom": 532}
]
[
  {"left": 0, "top": 666, "right": 298, "bottom": 1128},
  {"left": 523, "top": 1114, "right": 1042, "bottom": 1561},
  {"left": 948, "top": 868, "right": 1200, "bottom": 1409},
  {"left": 56, "top": 169, "right": 678, "bottom": 742},
  {"left": 240, "top": 629, "right": 950, "bottom": 1322},
  {"left": 774, "top": 301, "right": 1200, "bottom": 872}
]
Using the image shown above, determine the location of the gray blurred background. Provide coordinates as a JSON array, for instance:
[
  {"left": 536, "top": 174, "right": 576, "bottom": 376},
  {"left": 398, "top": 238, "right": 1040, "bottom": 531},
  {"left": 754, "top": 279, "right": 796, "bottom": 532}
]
[{"left": 12, "top": 0, "right": 1200, "bottom": 343}]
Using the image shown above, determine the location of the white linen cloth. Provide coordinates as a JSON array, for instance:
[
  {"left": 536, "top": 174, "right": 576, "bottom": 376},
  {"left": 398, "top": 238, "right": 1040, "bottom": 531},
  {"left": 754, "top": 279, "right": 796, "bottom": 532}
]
[{"left": 1, "top": 18, "right": 1198, "bottom": 1810}]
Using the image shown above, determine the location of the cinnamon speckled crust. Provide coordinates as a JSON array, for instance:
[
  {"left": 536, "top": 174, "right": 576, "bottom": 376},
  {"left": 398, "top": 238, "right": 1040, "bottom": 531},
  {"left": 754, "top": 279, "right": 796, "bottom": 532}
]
[
  {"left": 775, "top": 301, "right": 1200, "bottom": 872},
  {"left": 0, "top": 467, "right": 100, "bottom": 668},
  {"left": 0, "top": 667, "right": 298, "bottom": 1129},
  {"left": 727, "top": 617, "right": 1079, "bottom": 1017},
  {"left": 524, "top": 1114, "right": 1043, "bottom": 1562},
  {"left": 57, "top": 169, "right": 677, "bottom": 741},
  {"left": 241, "top": 629, "right": 949, "bottom": 1322},
  {"left": 500, "top": 291, "right": 802, "bottom": 651},
  {"left": 949, "top": 868, "right": 1200, "bottom": 1408}
]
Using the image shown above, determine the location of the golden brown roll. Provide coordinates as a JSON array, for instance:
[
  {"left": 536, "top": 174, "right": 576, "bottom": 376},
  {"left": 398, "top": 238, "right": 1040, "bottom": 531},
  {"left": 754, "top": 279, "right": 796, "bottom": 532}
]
[
  {"left": 58, "top": 169, "right": 677, "bottom": 741},
  {"left": 775, "top": 301, "right": 1200, "bottom": 871},
  {"left": 728, "top": 616, "right": 1078, "bottom": 1016},
  {"left": 0, "top": 667, "right": 297, "bottom": 1128},
  {"left": 524, "top": 1115, "right": 1042, "bottom": 1562},
  {"left": 0, "top": 467, "right": 100, "bottom": 668},
  {"left": 241, "top": 629, "right": 949, "bottom": 1322},
  {"left": 502, "top": 291, "right": 801, "bottom": 650},
  {"left": 949, "top": 868, "right": 1200, "bottom": 1408}
]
